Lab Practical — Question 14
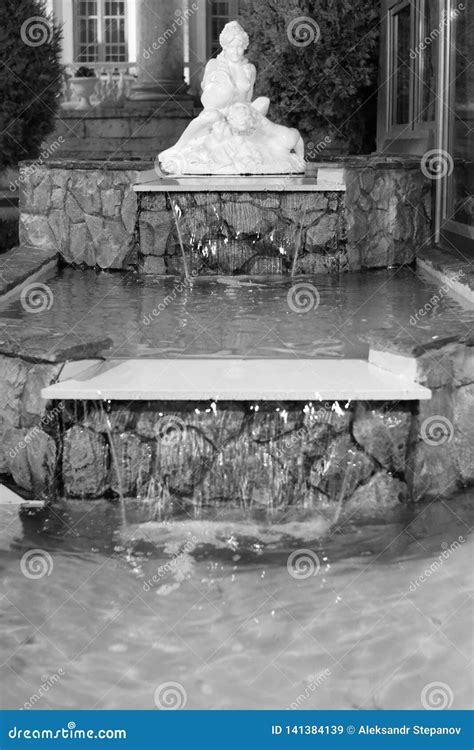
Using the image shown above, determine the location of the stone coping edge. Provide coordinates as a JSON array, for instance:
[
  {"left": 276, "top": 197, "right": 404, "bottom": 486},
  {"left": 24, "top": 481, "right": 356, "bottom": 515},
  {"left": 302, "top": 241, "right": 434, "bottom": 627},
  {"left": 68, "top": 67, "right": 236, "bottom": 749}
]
[{"left": 18, "top": 155, "right": 431, "bottom": 172}]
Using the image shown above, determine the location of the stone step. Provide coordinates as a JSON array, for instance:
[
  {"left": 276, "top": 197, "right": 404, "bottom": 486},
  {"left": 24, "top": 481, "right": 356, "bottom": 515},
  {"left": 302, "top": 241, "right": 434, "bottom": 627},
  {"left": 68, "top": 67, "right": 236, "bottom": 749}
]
[
  {"left": 0, "top": 483, "right": 44, "bottom": 508},
  {"left": 417, "top": 246, "right": 474, "bottom": 305},
  {"left": 41, "top": 358, "right": 431, "bottom": 401},
  {"left": 0, "top": 245, "right": 58, "bottom": 302}
]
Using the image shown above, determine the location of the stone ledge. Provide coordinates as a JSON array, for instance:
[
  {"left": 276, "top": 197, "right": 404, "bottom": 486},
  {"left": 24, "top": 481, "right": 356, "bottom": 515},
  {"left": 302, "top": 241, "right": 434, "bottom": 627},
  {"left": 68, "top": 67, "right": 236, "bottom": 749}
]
[
  {"left": 19, "top": 158, "right": 152, "bottom": 172},
  {"left": 0, "top": 336, "right": 113, "bottom": 364},
  {"left": 365, "top": 326, "right": 474, "bottom": 359},
  {"left": 418, "top": 246, "right": 474, "bottom": 304},
  {"left": 0, "top": 245, "right": 58, "bottom": 298}
]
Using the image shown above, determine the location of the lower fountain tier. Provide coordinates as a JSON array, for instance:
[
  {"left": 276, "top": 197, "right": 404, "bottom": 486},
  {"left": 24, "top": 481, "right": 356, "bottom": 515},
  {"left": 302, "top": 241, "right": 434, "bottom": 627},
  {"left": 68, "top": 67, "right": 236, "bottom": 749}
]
[{"left": 36, "top": 359, "right": 431, "bottom": 509}]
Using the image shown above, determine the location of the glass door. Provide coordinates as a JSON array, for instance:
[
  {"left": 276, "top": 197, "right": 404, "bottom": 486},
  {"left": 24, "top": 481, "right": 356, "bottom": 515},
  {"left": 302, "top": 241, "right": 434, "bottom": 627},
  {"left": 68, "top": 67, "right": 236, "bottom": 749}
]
[{"left": 439, "top": 0, "right": 474, "bottom": 253}]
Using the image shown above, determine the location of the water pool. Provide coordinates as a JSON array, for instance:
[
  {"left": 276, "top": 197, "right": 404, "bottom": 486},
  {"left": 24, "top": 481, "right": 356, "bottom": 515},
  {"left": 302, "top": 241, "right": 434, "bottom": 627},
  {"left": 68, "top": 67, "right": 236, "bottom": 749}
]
[
  {"left": 1, "top": 267, "right": 472, "bottom": 360},
  {"left": 1, "top": 492, "right": 472, "bottom": 710}
]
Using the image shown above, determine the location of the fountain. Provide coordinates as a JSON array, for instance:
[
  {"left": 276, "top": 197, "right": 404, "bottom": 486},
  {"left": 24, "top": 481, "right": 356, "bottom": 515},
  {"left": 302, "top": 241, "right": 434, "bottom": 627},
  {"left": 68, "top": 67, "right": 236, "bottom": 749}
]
[
  {"left": 9, "top": 20, "right": 471, "bottom": 521},
  {"left": 134, "top": 20, "right": 346, "bottom": 276}
]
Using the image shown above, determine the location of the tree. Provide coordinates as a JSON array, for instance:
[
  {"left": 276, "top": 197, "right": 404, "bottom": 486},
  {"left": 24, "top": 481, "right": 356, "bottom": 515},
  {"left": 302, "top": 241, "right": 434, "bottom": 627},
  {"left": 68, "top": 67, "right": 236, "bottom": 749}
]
[
  {"left": 239, "top": 0, "right": 380, "bottom": 154},
  {"left": 0, "top": 0, "right": 62, "bottom": 170}
]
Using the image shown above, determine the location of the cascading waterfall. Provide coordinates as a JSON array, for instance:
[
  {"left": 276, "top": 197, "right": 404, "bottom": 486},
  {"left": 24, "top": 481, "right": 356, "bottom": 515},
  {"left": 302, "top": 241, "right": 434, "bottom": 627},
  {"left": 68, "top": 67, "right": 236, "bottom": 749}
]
[
  {"left": 167, "top": 193, "right": 192, "bottom": 281},
  {"left": 98, "top": 400, "right": 127, "bottom": 528},
  {"left": 291, "top": 207, "right": 307, "bottom": 277}
]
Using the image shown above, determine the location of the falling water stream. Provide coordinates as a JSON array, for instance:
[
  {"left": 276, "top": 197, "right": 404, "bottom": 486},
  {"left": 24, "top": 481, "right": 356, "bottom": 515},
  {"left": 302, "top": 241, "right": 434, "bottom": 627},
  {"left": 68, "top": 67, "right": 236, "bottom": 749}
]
[
  {"left": 99, "top": 400, "right": 127, "bottom": 529},
  {"left": 167, "top": 193, "right": 192, "bottom": 281},
  {"left": 291, "top": 207, "right": 307, "bottom": 277}
]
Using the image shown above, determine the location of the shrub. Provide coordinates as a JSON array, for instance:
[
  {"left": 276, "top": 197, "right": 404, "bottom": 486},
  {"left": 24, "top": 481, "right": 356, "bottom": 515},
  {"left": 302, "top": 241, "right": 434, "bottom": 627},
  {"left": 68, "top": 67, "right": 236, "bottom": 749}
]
[
  {"left": 239, "top": 0, "right": 380, "bottom": 154},
  {"left": 0, "top": 0, "right": 62, "bottom": 170}
]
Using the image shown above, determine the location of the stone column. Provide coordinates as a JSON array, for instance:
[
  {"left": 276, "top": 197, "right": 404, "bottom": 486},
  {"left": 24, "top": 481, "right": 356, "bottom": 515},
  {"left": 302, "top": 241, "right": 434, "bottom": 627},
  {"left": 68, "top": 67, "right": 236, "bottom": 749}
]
[{"left": 129, "top": 0, "right": 191, "bottom": 101}]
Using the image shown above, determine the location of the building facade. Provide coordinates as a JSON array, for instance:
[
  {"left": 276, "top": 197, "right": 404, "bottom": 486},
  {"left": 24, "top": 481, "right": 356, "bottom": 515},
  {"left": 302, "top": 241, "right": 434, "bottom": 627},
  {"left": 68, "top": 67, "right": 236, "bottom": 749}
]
[
  {"left": 378, "top": 0, "right": 473, "bottom": 252},
  {"left": 48, "top": 0, "right": 243, "bottom": 96},
  {"left": 47, "top": 0, "right": 472, "bottom": 254}
]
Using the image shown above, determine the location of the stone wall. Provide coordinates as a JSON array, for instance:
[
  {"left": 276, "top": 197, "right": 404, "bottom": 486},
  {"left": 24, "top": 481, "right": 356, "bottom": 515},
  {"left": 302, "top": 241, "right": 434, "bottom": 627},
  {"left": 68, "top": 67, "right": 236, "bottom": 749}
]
[
  {"left": 369, "top": 335, "right": 474, "bottom": 501},
  {"left": 33, "top": 397, "right": 415, "bottom": 514},
  {"left": 18, "top": 156, "right": 432, "bottom": 275},
  {"left": 138, "top": 191, "right": 350, "bottom": 275},
  {"left": 0, "top": 353, "right": 61, "bottom": 496},
  {"left": 344, "top": 157, "right": 432, "bottom": 269},
  {"left": 19, "top": 161, "right": 142, "bottom": 270}
]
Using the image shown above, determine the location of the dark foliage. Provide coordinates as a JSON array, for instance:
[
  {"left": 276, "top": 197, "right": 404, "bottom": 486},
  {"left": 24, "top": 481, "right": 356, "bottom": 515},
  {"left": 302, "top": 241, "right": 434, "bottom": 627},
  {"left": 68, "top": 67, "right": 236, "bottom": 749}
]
[
  {"left": 239, "top": 0, "right": 380, "bottom": 154},
  {"left": 0, "top": 0, "right": 62, "bottom": 170}
]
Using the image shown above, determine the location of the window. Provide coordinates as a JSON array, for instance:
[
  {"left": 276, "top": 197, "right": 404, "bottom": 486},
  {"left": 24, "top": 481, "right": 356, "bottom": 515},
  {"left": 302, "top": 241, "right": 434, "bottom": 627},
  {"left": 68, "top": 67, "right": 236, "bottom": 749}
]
[
  {"left": 421, "top": 0, "right": 437, "bottom": 122},
  {"left": 379, "top": 0, "right": 438, "bottom": 153},
  {"left": 391, "top": 3, "right": 412, "bottom": 126},
  {"left": 207, "top": 0, "right": 243, "bottom": 58},
  {"left": 75, "top": 0, "right": 128, "bottom": 63}
]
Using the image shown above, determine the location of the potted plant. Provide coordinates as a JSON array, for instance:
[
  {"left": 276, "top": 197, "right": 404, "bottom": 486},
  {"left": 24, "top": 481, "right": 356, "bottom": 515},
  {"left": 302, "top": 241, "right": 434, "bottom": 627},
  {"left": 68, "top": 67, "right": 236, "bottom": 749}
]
[{"left": 69, "top": 65, "right": 97, "bottom": 109}]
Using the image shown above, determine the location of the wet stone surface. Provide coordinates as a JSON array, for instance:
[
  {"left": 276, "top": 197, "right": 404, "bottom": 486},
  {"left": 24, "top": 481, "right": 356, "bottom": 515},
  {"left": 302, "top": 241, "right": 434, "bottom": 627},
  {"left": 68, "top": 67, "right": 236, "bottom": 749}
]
[
  {"left": 51, "top": 400, "right": 416, "bottom": 510},
  {"left": 138, "top": 191, "right": 349, "bottom": 276}
]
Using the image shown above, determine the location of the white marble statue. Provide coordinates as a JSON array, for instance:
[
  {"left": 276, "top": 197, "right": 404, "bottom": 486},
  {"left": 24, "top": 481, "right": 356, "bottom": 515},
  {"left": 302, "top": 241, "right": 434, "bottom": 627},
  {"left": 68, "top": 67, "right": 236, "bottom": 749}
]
[{"left": 158, "top": 21, "right": 305, "bottom": 176}]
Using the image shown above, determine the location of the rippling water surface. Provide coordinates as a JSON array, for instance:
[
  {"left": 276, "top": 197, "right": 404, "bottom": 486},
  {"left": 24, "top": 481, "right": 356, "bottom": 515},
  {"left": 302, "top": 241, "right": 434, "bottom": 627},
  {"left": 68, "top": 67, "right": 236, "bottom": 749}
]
[
  {"left": 0, "top": 267, "right": 472, "bottom": 359},
  {"left": 1, "top": 493, "right": 472, "bottom": 710}
]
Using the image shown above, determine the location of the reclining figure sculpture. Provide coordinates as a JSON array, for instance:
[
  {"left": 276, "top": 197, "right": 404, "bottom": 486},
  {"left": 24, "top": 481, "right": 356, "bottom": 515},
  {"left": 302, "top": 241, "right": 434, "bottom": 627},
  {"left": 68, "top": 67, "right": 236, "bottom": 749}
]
[{"left": 158, "top": 21, "right": 305, "bottom": 176}]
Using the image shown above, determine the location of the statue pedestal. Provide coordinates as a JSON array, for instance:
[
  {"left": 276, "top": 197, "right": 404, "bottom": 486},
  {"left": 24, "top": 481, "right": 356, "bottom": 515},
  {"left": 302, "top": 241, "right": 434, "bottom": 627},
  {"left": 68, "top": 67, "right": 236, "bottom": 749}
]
[{"left": 132, "top": 169, "right": 347, "bottom": 275}]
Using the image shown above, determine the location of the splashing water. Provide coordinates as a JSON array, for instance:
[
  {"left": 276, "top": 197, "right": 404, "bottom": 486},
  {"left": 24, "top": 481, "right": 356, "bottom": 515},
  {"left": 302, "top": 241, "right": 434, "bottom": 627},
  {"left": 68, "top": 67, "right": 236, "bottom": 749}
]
[{"left": 98, "top": 400, "right": 127, "bottom": 529}]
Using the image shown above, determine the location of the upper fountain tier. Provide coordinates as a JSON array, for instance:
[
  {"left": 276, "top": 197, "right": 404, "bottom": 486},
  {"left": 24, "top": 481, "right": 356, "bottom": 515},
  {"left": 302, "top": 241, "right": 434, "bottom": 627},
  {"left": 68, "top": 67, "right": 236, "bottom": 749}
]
[{"left": 158, "top": 21, "right": 305, "bottom": 176}]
